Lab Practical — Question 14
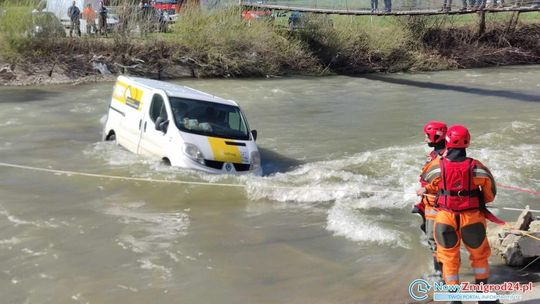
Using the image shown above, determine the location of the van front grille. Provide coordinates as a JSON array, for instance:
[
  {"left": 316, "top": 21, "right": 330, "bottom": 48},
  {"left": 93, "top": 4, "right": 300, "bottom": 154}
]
[
  {"left": 203, "top": 160, "right": 251, "bottom": 172},
  {"left": 204, "top": 160, "right": 224, "bottom": 170}
]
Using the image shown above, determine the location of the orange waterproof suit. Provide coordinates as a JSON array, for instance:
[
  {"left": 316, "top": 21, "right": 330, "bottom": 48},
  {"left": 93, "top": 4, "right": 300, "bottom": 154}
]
[
  {"left": 418, "top": 150, "right": 444, "bottom": 257},
  {"left": 82, "top": 7, "right": 96, "bottom": 23},
  {"left": 426, "top": 157, "right": 496, "bottom": 285}
]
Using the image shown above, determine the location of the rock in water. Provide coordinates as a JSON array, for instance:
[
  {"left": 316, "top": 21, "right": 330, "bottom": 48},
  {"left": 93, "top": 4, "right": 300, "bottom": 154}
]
[{"left": 514, "top": 206, "right": 533, "bottom": 231}]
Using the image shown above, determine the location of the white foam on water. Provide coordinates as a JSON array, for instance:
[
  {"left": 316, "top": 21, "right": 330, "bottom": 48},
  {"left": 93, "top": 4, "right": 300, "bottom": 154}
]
[
  {"left": 104, "top": 201, "right": 190, "bottom": 281},
  {"left": 69, "top": 103, "right": 96, "bottom": 114},
  {"left": 0, "top": 141, "right": 12, "bottom": 151},
  {"left": 85, "top": 142, "right": 150, "bottom": 167},
  {"left": 239, "top": 145, "right": 425, "bottom": 246},
  {"left": 39, "top": 273, "right": 54, "bottom": 279},
  {"left": 99, "top": 114, "right": 108, "bottom": 126},
  {"left": 117, "top": 284, "right": 139, "bottom": 292},
  {"left": 0, "top": 237, "right": 21, "bottom": 246},
  {"left": 137, "top": 258, "right": 172, "bottom": 280},
  {"left": 0, "top": 207, "right": 61, "bottom": 228},
  {"left": 473, "top": 121, "right": 540, "bottom": 192},
  {"left": 245, "top": 145, "right": 422, "bottom": 208},
  {"left": 327, "top": 201, "right": 409, "bottom": 248},
  {"left": 0, "top": 209, "right": 32, "bottom": 226},
  {"left": 510, "top": 121, "right": 537, "bottom": 133},
  {"left": 0, "top": 119, "right": 20, "bottom": 127},
  {"left": 106, "top": 203, "right": 189, "bottom": 246},
  {"left": 21, "top": 247, "right": 48, "bottom": 257}
]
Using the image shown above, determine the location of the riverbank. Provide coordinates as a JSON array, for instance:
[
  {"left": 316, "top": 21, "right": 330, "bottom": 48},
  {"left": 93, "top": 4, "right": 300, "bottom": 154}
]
[{"left": 1, "top": 8, "right": 540, "bottom": 86}]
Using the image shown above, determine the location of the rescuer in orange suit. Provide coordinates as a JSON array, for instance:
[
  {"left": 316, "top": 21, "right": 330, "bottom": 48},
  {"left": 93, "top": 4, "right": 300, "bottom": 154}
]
[
  {"left": 422, "top": 125, "right": 499, "bottom": 304},
  {"left": 413, "top": 121, "right": 447, "bottom": 280}
]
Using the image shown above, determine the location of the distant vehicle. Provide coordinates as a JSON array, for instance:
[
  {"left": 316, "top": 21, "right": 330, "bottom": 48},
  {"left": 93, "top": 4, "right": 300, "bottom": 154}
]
[
  {"left": 241, "top": 9, "right": 273, "bottom": 21},
  {"left": 103, "top": 76, "right": 262, "bottom": 175},
  {"left": 139, "top": 5, "right": 171, "bottom": 32},
  {"left": 152, "top": 0, "right": 181, "bottom": 21},
  {"left": 101, "top": 7, "right": 120, "bottom": 33},
  {"left": 30, "top": 11, "right": 66, "bottom": 38}
]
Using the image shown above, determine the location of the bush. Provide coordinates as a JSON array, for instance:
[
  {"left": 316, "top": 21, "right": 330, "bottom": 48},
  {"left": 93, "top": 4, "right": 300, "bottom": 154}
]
[
  {"left": 171, "top": 7, "right": 320, "bottom": 77},
  {"left": 0, "top": 2, "right": 34, "bottom": 60}
]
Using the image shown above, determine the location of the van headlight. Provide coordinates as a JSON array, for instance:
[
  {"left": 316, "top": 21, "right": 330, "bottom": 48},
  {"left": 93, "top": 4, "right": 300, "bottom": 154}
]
[
  {"left": 250, "top": 151, "right": 261, "bottom": 171},
  {"left": 184, "top": 143, "right": 205, "bottom": 165}
]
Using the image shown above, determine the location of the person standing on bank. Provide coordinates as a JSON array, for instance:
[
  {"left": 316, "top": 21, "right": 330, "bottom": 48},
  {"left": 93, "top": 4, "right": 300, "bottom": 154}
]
[
  {"left": 414, "top": 121, "right": 447, "bottom": 281},
  {"left": 371, "top": 0, "right": 379, "bottom": 13},
  {"left": 82, "top": 4, "right": 97, "bottom": 35},
  {"left": 384, "top": 0, "right": 392, "bottom": 12},
  {"left": 98, "top": 1, "right": 108, "bottom": 36},
  {"left": 67, "top": 1, "right": 81, "bottom": 37},
  {"left": 424, "top": 125, "right": 499, "bottom": 304}
]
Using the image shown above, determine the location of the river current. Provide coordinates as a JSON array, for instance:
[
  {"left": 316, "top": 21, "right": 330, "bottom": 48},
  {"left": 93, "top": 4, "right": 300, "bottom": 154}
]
[{"left": 0, "top": 66, "right": 539, "bottom": 303}]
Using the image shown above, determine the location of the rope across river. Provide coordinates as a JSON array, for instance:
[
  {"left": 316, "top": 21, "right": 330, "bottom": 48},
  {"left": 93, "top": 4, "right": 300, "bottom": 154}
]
[
  {"left": 3, "top": 161, "right": 540, "bottom": 246},
  {"left": 0, "top": 161, "right": 538, "bottom": 198}
]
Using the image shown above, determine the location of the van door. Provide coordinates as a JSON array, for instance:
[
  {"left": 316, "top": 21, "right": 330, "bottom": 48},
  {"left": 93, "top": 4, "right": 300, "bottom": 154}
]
[
  {"left": 138, "top": 92, "right": 170, "bottom": 157},
  {"left": 114, "top": 82, "right": 146, "bottom": 154}
]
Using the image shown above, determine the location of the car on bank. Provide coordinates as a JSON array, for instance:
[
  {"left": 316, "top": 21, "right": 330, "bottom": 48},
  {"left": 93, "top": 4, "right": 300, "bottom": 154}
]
[
  {"left": 31, "top": 11, "right": 66, "bottom": 38},
  {"left": 103, "top": 76, "right": 262, "bottom": 175}
]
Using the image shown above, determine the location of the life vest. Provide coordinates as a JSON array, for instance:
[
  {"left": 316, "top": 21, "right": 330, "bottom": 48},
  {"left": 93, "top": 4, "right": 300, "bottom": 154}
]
[
  {"left": 436, "top": 157, "right": 481, "bottom": 211},
  {"left": 419, "top": 148, "right": 444, "bottom": 187}
]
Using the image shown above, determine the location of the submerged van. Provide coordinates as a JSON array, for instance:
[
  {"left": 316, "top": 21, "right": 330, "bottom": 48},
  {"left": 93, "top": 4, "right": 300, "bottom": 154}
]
[{"left": 103, "top": 76, "right": 262, "bottom": 175}]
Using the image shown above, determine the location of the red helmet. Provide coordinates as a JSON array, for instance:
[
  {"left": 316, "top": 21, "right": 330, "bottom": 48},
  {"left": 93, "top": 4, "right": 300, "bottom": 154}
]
[
  {"left": 445, "top": 125, "right": 471, "bottom": 148},
  {"left": 423, "top": 121, "right": 447, "bottom": 144}
]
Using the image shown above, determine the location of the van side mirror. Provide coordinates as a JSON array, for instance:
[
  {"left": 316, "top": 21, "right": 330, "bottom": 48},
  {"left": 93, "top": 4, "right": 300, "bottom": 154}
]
[
  {"left": 251, "top": 130, "right": 258, "bottom": 141},
  {"left": 155, "top": 116, "right": 169, "bottom": 133}
]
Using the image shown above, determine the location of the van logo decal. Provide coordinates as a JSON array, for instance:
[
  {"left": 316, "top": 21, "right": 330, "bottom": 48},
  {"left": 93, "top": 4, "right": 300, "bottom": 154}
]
[
  {"left": 225, "top": 163, "right": 233, "bottom": 172},
  {"left": 112, "top": 81, "right": 144, "bottom": 111},
  {"left": 125, "top": 97, "right": 141, "bottom": 110}
]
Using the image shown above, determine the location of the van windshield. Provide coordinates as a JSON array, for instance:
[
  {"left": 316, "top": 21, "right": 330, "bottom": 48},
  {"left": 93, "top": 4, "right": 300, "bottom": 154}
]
[{"left": 169, "top": 97, "right": 250, "bottom": 141}]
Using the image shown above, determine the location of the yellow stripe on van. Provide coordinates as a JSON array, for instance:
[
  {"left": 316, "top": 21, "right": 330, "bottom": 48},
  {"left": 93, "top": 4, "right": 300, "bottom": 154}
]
[
  {"left": 112, "top": 81, "right": 144, "bottom": 111},
  {"left": 207, "top": 137, "right": 242, "bottom": 163}
]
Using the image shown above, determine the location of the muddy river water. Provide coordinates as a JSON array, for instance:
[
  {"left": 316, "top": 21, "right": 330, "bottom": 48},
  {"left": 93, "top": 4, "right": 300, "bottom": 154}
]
[{"left": 0, "top": 66, "right": 539, "bottom": 303}]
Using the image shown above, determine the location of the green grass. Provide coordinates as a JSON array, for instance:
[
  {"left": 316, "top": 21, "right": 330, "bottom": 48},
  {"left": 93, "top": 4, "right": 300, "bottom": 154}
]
[
  {"left": 1, "top": 1, "right": 538, "bottom": 77},
  {"left": 0, "top": 2, "right": 34, "bottom": 60}
]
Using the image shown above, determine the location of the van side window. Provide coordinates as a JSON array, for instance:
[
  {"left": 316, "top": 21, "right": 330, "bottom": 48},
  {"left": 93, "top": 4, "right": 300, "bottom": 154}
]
[
  {"left": 150, "top": 94, "right": 168, "bottom": 123},
  {"left": 228, "top": 111, "right": 246, "bottom": 133}
]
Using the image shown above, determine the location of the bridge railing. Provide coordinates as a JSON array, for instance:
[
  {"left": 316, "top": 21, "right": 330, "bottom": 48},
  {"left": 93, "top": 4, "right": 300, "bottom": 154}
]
[{"left": 242, "top": 0, "right": 540, "bottom": 12}]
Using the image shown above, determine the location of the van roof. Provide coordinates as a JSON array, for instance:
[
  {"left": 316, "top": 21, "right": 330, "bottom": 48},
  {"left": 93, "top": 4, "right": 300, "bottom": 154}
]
[{"left": 127, "top": 77, "right": 239, "bottom": 107}]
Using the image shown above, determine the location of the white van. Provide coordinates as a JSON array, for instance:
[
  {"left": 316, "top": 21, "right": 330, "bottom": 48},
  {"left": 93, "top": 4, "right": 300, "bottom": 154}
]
[{"left": 102, "top": 76, "right": 262, "bottom": 175}]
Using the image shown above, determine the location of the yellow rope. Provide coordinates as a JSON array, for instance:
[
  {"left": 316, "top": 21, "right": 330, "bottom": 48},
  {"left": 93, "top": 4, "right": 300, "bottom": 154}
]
[
  {"left": 503, "top": 223, "right": 540, "bottom": 242},
  {"left": 0, "top": 162, "right": 414, "bottom": 194}
]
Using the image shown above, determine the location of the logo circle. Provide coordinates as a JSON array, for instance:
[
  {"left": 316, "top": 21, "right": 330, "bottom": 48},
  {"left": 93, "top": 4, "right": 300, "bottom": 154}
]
[
  {"left": 225, "top": 163, "right": 232, "bottom": 172},
  {"left": 408, "top": 279, "right": 430, "bottom": 301}
]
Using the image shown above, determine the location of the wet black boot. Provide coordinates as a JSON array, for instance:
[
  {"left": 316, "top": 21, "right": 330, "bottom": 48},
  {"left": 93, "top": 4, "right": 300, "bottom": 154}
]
[
  {"left": 433, "top": 258, "right": 443, "bottom": 282},
  {"left": 476, "top": 279, "right": 500, "bottom": 304}
]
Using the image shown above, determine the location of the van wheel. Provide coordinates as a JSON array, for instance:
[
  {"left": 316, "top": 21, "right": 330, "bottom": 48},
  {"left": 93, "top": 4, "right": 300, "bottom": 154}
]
[
  {"left": 161, "top": 158, "right": 171, "bottom": 166},
  {"left": 105, "top": 131, "right": 116, "bottom": 142}
]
